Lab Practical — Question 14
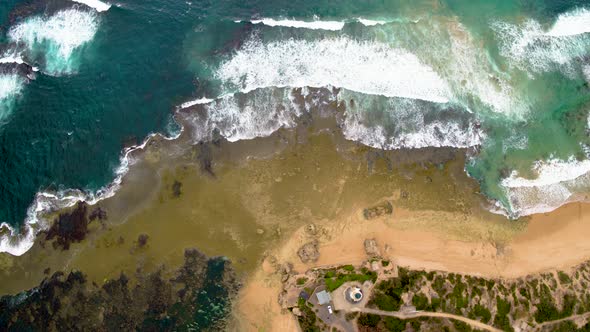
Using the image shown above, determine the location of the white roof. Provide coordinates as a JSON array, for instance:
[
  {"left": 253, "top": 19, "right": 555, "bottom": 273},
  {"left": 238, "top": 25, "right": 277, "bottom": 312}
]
[{"left": 316, "top": 290, "right": 332, "bottom": 305}]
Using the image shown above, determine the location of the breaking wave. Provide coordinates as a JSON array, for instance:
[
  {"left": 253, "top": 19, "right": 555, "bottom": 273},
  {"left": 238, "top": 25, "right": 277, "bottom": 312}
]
[
  {"left": 0, "top": 126, "right": 183, "bottom": 256},
  {"left": 492, "top": 8, "right": 590, "bottom": 75},
  {"left": 546, "top": 8, "right": 590, "bottom": 37},
  {"left": 340, "top": 91, "right": 483, "bottom": 149},
  {"left": 216, "top": 37, "right": 451, "bottom": 103},
  {"left": 0, "top": 74, "right": 25, "bottom": 123},
  {"left": 7, "top": 8, "right": 100, "bottom": 75},
  {"left": 71, "top": 0, "right": 112, "bottom": 12},
  {"left": 500, "top": 157, "right": 590, "bottom": 217},
  {"left": 235, "top": 17, "right": 396, "bottom": 30}
]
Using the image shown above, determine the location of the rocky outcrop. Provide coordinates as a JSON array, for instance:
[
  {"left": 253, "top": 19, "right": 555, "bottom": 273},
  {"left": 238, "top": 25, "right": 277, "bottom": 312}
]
[
  {"left": 43, "top": 202, "right": 90, "bottom": 250},
  {"left": 363, "top": 201, "right": 393, "bottom": 220},
  {"left": 297, "top": 240, "right": 320, "bottom": 263},
  {"left": 0, "top": 247, "right": 240, "bottom": 331},
  {"left": 364, "top": 238, "right": 381, "bottom": 257}
]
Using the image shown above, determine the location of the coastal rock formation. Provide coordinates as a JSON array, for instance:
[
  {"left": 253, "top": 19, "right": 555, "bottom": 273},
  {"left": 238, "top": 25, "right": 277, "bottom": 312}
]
[
  {"left": 363, "top": 201, "right": 393, "bottom": 220},
  {"left": 297, "top": 240, "right": 320, "bottom": 263},
  {"left": 43, "top": 202, "right": 90, "bottom": 250},
  {"left": 0, "top": 248, "right": 240, "bottom": 331},
  {"left": 364, "top": 238, "right": 381, "bottom": 257}
]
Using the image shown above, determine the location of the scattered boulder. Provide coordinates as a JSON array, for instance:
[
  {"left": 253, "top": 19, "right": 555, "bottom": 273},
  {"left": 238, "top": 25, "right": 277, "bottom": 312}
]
[
  {"left": 137, "top": 234, "right": 149, "bottom": 248},
  {"left": 304, "top": 223, "right": 318, "bottom": 236},
  {"left": 297, "top": 240, "right": 320, "bottom": 263},
  {"left": 364, "top": 239, "right": 381, "bottom": 257},
  {"left": 292, "top": 307, "right": 303, "bottom": 317},
  {"left": 363, "top": 201, "right": 393, "bottom": 220},
  {"left": 171, "top": 180, "right": 182, "bottom": 198}
]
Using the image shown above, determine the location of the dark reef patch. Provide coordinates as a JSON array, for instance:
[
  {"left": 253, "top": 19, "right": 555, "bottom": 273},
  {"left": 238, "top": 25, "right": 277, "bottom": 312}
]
[
  {"left": 0, "top": 248, "right": 240, "bottom": 331},
  {"left": 43, "top": 201, "right": 91, "bottom": 250}
]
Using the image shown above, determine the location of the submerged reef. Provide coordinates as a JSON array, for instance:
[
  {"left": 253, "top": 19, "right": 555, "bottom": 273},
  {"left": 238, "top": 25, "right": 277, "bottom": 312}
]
[{"left": 0, "top": 248, "right": 240, "bottom": 331}]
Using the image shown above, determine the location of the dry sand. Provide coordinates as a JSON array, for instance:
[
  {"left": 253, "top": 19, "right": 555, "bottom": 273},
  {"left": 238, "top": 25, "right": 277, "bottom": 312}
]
[{"left": 236, "top": 202, "right": 590, "bottom": 332}]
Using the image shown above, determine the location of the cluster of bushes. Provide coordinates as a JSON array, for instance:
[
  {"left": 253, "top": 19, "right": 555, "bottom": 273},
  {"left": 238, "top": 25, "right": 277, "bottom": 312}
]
[
  {"left": 357, "top": 313, "right": 421, "bottom": 332},
  {"left": 323, "top": 266, "right": 377, "bottom": 292},
  {"left": 296, "top": 298, "right": 320, "bottom": 332},
  {"left": 371, "top": 268, "right": 425, "bottom": 312},
  {"left": 534, "top": 284, "right": 576, "bottom": 323}
]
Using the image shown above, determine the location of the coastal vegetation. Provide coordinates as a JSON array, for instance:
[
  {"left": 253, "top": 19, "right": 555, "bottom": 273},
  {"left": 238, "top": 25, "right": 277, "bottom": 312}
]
[{"left": 289, "top": 259, "right": 590, "bottom": 331}]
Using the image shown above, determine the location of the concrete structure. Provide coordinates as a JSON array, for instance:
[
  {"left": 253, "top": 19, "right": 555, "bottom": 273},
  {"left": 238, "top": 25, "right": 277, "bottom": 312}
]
[
  {"left": 316, "top": 290, "right": 332, "bottom": 305},
  {"left": 345, "top": 286, "right": 363, "bottom": 303}
]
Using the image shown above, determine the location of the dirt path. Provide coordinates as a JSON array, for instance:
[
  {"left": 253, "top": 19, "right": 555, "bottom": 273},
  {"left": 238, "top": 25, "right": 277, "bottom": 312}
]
[{"left": 356, "top": 308, "right": 503, "bottom": 332}]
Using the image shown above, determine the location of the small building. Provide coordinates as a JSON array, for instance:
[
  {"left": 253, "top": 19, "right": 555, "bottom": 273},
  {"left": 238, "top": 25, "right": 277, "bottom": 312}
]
[{"left": 316, "top": 290, "right": 332, "bottom": 305}]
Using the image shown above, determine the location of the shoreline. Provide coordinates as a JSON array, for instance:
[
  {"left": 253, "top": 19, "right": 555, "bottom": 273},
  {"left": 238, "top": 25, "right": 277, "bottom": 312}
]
[{"left": 235, "top": 201, "right": 590, "bottom": 331}]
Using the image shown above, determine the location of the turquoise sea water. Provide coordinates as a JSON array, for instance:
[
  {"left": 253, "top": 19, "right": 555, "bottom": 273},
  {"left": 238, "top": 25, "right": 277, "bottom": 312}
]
[{"left": 1, "top": 0, "right": 590, "bottom": 253}]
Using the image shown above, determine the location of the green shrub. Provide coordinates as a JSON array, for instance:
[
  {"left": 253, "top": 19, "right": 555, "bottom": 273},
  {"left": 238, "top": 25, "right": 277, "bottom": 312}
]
[
  {"left": 472, "top": 304, "right": 492, "bottom": 323},
  {"left": 412, "top": 293, "right": 430, "bottom": 310},
  {"left": 358, "top": 313, "right": 380, "bottom": 327},
  {"left": 296, "top": 277, "right": 308, "bottom": 285},
  {"left": 452, "top": 320, "right": 473, "bottom": 332},
  {"left": 382, "top": 260, "right": 390, "bottom": 267},
  {"left": 342, "top": 265, "right": 355, "bottom": 272},
  {"left": 558, "top": 271, "right": 572, "bottom": 284},
  {"left": 383, "top": 316, "right": 406, "bottom": 332},
  {"left": 373, "top": 292, "right": 402, "bottom": 311}
]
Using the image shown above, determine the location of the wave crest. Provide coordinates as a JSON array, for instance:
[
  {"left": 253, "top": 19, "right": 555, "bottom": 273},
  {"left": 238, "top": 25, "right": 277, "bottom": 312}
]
[
  {"left": 8, "top": 8, "right": 100, "bottom": 75},
  {"left": 215, "top": 37, "right": 452, "bottom": 103}
]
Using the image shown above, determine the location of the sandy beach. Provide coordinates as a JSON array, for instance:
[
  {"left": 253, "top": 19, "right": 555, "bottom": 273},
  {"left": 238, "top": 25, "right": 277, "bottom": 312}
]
[{"left": 236, "top": 201, "right": 590, "bottom": 331}]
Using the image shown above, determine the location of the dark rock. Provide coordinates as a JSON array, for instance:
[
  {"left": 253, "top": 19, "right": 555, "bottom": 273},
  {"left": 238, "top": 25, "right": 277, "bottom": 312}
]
[
  {"left": 0, "top": 247, "right": 240, "bottom": 331},
  {"left": 197, "top": 142, "right": 215, "bottom": 177},
  {"left": 172, "top": 180, "right": 182, "bottom": 198},
  {"left": 297, "top": 240, "right": 320, "bottom": 263},
  {"left": 363, "top": 201, "right": 393, "bottom": 220},
  {"left": 137, "top": 234, "right": 149, "bottom": 248},
  {"left": 44, "top": 202, "right": 90, "bottom": 250}
]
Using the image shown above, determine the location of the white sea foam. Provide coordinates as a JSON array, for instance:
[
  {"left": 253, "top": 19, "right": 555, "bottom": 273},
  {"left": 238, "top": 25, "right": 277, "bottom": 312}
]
[
  {"left": 356, "top": 18, "right": 389, "bottom": 26},
  {"left": 340, "top": 94, "right": 483, "bottom": 149},
  {"left": 546, "top": 8, "right": 590, "bottom": 37},
  {"left": 502, "top": 157, "right": 590, "bottom": 188},
  {"left": 0, "top": 74, "right": 25, "bottom": 122},
  {"left": 343, "top": 118, "right": 482, "bottom": 150},
  {"left": 7, "top": 9, "right": 99, "bottom": 75},
  {"left": 492, "top": 9, "right": 590, "bottom": 75},
  {"left": 0, "top": 54, "right": 24, "bottom": 65},
  {"left": 216, "top": 37, "right": 452, "bottom": 103},
  {"left": 179, "top": 97, "right": 216, "bottom": 109},
  {"left": 0, "top": 127, "right": 183, "bottom": 256},
  {"left": 500, "top": 157, "right": 590, "bottom": 217},
  {"left": 0, "top": 74, "right": 24, "bottom": 101},
  {"left": 71, "top": 0, "right": 112, "bottom": 12},
  {"left": 182, "top": 88, "right": 304, "bottom": 143},
  {"left": 247, "top": 18, "right": 345, "bottom": 30},
  {"left": 236, "top": 17, "right": 395, "bottom": 29}
]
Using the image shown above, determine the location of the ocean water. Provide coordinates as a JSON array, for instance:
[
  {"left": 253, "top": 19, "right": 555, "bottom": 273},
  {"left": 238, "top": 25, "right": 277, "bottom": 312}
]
[{"left": 1, "top": 0, "right": 590, "bottom": 254}]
